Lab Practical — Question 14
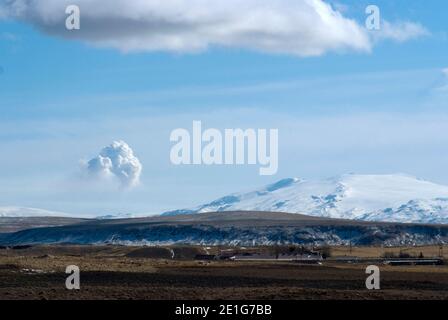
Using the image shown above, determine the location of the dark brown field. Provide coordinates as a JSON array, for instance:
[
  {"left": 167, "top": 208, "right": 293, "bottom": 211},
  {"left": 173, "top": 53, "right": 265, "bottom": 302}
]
[{"left": 1, "top": 245, "right": 447, "bottom": 300}]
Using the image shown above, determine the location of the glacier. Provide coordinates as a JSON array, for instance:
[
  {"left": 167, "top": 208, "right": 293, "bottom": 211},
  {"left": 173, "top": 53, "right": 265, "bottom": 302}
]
[{"left": 164, "top": 174, "right": 448, "bottom": 224}]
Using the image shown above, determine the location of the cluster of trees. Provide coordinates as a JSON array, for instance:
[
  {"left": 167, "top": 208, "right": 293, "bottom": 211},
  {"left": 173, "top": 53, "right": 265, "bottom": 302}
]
[
  {"left": 382, "top": 251, "right": 424, "bottom": 259},
  {"left": 269, "top": 245, "right": 332, "bottom": 259}
]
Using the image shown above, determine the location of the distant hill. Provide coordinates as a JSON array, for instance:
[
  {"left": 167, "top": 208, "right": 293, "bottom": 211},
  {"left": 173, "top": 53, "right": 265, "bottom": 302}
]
[
  {"left": 1, "top": 211, "right": 447, "bottom": 247},
  {"left": 0, "top": 217, "right": 91, "bottom": 233}
]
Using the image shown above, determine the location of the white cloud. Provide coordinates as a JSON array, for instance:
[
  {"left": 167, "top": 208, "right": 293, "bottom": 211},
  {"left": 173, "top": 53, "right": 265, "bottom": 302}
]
[
  {"left": 1, "top": 0, "right": 374, "bottom": 56},
  {"left": 85, "top": 140, "right": 142, "bottom": 188},
  {"left": 376, "top": 21, "right": 429, "bottom": 42},
  {"left": 1, "top": 1, "right": 430, "bottom": 56}
]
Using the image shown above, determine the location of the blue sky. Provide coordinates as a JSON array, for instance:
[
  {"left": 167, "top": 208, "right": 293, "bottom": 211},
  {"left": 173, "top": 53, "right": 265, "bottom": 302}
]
[{"left": 0, "top": 0, "right": 447, "bottom": 216}]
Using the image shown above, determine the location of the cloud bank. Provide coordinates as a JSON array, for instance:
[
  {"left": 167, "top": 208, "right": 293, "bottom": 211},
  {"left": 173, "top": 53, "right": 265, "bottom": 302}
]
[
  {"left": 85, "top": 140, "right": 142, "bottom": 188},
  {"left": 0, "top": 0, "right": 427, "bottom": 56}
]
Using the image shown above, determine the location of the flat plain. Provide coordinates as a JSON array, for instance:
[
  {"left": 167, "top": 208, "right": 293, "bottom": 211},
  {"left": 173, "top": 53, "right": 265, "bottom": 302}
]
[{"left": 0, "top": 245, "right": 447, "bottom": 300}]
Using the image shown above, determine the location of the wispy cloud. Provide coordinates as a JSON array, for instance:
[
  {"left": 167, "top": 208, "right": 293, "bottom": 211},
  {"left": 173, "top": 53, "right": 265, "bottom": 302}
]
[
  {"left": 443, "top": 68, "right": 448, "bottom": 77},
  {"left": 0, "top": 32, "right": 18, "bottom": 41},
  {"left": 375, "top": 21, "right": 429, "bottom": 42},
  {"left": 434, "top": 68, "right": 448, "bottom": 92}
]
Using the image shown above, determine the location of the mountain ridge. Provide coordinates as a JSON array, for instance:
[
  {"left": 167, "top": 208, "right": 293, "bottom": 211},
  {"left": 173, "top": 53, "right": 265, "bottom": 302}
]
[{"left": 163, "top": 174, "right": 448, "bottom": 224}]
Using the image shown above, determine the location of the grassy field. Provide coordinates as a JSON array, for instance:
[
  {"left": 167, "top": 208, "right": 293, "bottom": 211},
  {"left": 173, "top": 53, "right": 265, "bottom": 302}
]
[
  {"left": 330, "top": 245, "right": 447, "bottom": 258},
  {"left": 0, "top": 245, "right": 447, "bottom": 300}
]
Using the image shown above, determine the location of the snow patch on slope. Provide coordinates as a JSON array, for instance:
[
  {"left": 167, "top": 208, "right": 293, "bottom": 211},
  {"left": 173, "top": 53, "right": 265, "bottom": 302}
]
[
  {"left": 0, "top": 207, "right": 73, "bottom": 218},
  {"left": 362, "top": 198, "right": 448, "bottom": 224}
]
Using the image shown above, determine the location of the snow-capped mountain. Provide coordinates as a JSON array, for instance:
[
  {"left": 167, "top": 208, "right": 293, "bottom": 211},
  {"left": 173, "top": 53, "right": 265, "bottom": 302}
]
[
  {"left": 163, "top": 174, "right": 448, "bottom": 224},
  {"left": 0, "top": 207, "right": 72, "bottom": 218},
  {"left": 96, "top": 213, "right": 148, "bottom": 219}
]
